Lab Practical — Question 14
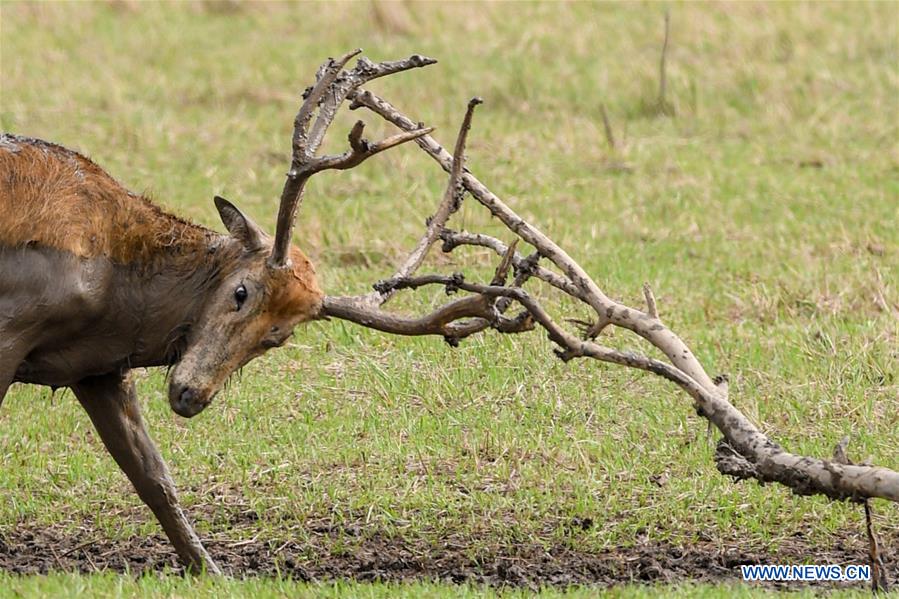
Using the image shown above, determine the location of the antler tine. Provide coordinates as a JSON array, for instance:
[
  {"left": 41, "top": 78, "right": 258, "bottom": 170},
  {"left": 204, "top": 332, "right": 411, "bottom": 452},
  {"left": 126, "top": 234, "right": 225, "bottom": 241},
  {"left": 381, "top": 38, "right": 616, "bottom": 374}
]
[
  {"left": 271, "top": 49, "right": 361, "bottom": 267},
  {"left": 311, "top": 123, "right": 435, "bottom": 173},
  {"left": 269, "top": 51, "right": 437, "bottom": 268},
  {"left": 292, "top": 49, "right": 362, "bottom": 161}
]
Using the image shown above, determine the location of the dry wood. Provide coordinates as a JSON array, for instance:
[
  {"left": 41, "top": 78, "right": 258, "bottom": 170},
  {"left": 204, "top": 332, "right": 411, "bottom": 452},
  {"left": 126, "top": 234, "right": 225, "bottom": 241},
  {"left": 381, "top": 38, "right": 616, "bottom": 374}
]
[{"left": 310, "top": 54, "right": 899, "bottom": 504}]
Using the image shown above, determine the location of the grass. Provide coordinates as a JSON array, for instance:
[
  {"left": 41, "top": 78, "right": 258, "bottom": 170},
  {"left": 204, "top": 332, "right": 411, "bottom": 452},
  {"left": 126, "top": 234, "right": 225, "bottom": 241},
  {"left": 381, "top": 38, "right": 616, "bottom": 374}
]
[
  {"left": 0, "top": 574, "right": 884, "bottom": 599},
  {"left": 1, "top": 1, "right": 897, "bottom": 597},
  {"left": 0, "top": 574, "right": 882, "bottom": 599}
]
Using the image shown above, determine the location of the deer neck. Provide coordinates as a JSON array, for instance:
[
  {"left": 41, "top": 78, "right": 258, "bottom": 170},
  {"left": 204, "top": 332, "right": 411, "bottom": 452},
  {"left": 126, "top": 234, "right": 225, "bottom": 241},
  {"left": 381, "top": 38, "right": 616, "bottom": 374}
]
[{"left": 126, "top": 231, "right": 243, "bottom": 368}]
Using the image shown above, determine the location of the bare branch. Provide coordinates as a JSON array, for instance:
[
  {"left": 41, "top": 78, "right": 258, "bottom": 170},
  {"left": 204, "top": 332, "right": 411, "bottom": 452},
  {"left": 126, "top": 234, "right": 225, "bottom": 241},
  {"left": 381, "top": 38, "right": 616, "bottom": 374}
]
[
  {"left": 312, "top": 125, "right": 434, "bottom": 173},
  {"left": 386, "top": 97, "right": 483, "bottom": 285},
  {"left": 347, "top": 120, "right": 366, "bottom": 152},
  {"left": 659, "top": 11, "right": 671, "bottom": 112},
  {"left": 323, "top": 289, "right": 533, "bottom": 341},
  {"left": 491, "top": 239, "right": 518, "bottom": 286},
  {"left": 324, "top": 293, "right": 490, "bottom": 337},
  {"left": 366, "top": 272, "right": 899, "bottom": 502},
  {"left": 339, "top": 96, "right": 486, "bottom": 312},
  {"left": 833, "top": 435, "right": 851, "bottom": 464},
  {"left": 293, "top": 49, "right": 362, "bottom": 160},
  {"left": 832, "top": 439, "right": 892, "bottom": 591},
  {"left": 452, "top": 97, "right": 482, "bottom": 174},
  {"left": 439, "top": 230, "right": 582, "bottom": 297},
  {"left": 866, "top": 500, "right": 891, "bottom": 592},
  {"left": 349, "top": 89, "right": 716, "bottom": 389},
  {"left": 322, "top": 83, "right": 899, "bottom": 504},
  {"left": 349, "top": 54, "right": 438, "bottom": 85},
  {"left": 305, "top": 54, "right": 437, "bottom": 158}
]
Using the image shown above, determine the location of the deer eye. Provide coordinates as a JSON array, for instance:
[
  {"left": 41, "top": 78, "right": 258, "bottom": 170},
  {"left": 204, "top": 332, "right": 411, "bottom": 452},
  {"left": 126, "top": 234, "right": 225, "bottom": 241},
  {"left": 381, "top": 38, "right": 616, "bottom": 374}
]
[{"left": 234, "top": 284, "right": 248, "bottom": 310}]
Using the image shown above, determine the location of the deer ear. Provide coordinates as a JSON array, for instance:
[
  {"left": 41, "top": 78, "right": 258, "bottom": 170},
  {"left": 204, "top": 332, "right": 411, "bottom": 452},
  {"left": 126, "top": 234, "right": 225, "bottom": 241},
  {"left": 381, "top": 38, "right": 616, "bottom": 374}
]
[{"left": 214, "top": 195, "right": 267, "bottom": 251}]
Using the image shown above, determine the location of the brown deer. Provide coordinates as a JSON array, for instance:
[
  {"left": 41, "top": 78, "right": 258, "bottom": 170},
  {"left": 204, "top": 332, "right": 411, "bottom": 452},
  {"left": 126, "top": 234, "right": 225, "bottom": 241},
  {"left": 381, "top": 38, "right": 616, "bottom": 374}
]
[
  {"left": 7, "top": 49, "right": 895, "bottom": 579},
  {"left": 0, "top": 51, "right": 433, "bottom": 573}
]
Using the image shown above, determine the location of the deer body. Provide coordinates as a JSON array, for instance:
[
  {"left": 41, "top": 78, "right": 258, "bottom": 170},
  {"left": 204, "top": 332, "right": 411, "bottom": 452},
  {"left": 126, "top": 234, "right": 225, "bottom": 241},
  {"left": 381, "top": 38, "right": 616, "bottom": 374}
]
[
  {"left": 0, "top": 52, "right": 436, "bottom": 574},
  {"left": 1, "top": 134, "right": 322, "bottom": 402},
  {"left": 1, "top": 137, "right": 229, "bottom": 381},
  {"left": 0, "top": 134, "right": 323, "bottom": 572},
  {"left": 1, "top": 202, "right": 229, "bottom": 389}
]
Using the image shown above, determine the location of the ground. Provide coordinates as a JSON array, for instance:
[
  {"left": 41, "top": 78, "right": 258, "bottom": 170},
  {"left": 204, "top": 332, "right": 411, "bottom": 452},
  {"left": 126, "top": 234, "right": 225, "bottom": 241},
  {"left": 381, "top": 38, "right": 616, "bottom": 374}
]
[{"left": 0, "top": 1, "right": 897, "bottom": 597}]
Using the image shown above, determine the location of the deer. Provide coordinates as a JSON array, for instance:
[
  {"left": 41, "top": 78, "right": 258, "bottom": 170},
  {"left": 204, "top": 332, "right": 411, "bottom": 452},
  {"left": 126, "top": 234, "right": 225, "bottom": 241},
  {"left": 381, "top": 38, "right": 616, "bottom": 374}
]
[
  {"left": 4, "top": 50, "right": 897, "bottom": 581},
  {"left": 0, "top": 51, "right": 433, "bottom": 574}
]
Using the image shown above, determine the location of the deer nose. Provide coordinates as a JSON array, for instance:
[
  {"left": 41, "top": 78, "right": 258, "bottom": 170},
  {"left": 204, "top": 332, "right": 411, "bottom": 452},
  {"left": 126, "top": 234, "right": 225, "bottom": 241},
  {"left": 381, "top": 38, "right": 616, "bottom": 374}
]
[{"left": 169, "top": 385, "right": 208, "bottom": 418}]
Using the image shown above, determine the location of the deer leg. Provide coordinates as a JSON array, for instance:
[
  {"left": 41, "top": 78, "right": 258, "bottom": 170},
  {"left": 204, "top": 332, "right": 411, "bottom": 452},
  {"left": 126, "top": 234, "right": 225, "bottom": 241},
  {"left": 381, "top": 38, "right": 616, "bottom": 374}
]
[
  {"left": 0, "top": 363, "right": 14, "bottom": 406},
  {"left": 0, "top": 373, "right": 12, "bottom": 406},
  {"left": 72, "top": 372, "right": 221, "bottom": 574},
  {"left": 0, "top": 337, "right": 29, "bottom": 407}
]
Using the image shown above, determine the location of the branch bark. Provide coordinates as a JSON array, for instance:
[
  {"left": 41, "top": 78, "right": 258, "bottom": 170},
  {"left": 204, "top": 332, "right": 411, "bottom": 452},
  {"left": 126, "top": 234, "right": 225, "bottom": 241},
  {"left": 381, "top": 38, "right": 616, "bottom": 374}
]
[
  {"left": 348, "top": 88, "right": 717, "bottom": 390},
  {"left": 310, "top": 78, "right": 899, "bottom": 504}
]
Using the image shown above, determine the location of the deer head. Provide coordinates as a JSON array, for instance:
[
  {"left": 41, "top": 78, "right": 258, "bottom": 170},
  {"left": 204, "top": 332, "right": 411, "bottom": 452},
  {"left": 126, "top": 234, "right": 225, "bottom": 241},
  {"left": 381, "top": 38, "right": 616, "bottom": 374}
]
[
  {"left": 167, "top": 196, "right": 322, "bottom": 417},
  {"left": 167, "top": 50, "right": 434, "bottom": 417}
]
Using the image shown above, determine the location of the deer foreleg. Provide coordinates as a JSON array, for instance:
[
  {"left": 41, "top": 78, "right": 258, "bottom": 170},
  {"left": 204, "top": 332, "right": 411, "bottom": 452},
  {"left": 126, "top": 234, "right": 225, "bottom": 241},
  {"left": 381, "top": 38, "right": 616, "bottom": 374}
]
[
  {"left": 72, "top": 372, "right": 221, "bottom": 574},
  {"left": 0, "top": 366, "right": 14, "bottom": 406},
  {"left": 0, "top": 337, "right": 29, "bottom": 407},
  {"left": 0, "top": 374, "right": 12, "bottom": 406}
]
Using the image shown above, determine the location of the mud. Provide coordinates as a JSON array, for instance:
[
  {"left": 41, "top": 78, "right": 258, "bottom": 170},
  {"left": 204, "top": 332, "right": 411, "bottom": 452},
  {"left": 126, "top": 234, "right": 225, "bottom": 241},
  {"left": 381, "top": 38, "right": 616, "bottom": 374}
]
[{"left": 1, "top": 513, "right": 894, "bottom": 590}]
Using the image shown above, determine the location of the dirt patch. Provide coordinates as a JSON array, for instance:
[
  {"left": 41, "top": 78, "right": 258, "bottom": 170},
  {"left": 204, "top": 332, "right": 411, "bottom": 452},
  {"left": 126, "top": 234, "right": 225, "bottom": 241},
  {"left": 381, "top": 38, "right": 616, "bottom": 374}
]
[{"left": 1, "top": 516, "right": 894, "bottom": 590}]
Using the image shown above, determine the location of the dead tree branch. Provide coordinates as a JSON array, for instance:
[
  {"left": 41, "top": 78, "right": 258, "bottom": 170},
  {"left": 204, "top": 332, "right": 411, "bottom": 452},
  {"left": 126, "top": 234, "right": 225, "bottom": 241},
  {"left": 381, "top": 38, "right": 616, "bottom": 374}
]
[
  {"left": 347, "top": 89, "right": 717, "bottom": 389},
  {"left": 310, "top": 52, "right": 898, "bottom": 504}
]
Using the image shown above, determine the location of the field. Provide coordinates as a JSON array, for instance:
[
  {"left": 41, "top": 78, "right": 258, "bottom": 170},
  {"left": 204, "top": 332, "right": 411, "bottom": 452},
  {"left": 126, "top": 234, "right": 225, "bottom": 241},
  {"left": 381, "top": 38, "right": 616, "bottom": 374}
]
[{"left": 0, "top": 1, "right": 897, "bottom": 597}]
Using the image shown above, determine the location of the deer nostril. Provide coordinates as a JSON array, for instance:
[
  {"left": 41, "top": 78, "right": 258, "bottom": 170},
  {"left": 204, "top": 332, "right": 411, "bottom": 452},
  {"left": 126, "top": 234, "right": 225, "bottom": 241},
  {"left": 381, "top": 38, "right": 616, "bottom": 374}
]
[
  {"left": 179, "top": 387, "right": 198, "bottom": 404},
  {"left": 170, "top": 385, "right": 209, "bottom": 418}
]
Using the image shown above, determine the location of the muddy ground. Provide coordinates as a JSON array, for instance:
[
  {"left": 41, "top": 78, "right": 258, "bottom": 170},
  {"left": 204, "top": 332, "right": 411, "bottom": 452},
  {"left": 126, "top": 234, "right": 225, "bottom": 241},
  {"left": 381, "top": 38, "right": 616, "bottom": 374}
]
[{"left": 1, "top": 510, "right": 894, "bottom": 591}]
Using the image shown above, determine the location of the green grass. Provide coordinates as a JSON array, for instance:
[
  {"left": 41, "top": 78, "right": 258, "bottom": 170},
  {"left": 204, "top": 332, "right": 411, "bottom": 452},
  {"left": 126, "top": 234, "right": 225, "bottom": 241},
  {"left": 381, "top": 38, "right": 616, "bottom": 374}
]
[
  {"left": 0, "top": 574, "right": 879, "bottom": 599},
  {"left": 1, "top": 1, "right": 897, "bottom": 597}
]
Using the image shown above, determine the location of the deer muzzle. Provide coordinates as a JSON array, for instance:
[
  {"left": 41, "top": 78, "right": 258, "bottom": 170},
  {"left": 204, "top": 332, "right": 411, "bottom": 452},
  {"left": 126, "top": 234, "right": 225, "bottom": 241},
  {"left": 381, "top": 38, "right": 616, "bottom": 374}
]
[{"left": 168, "top": 382, "right": 213, "bottom": 418}]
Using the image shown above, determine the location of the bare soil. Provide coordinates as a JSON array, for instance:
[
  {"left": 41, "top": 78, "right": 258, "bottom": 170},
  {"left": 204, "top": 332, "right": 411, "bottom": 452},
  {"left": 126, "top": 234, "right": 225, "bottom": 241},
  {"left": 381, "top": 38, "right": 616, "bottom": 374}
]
[{"left": 1, "top": 511, "right": 894, "bottom": 591}]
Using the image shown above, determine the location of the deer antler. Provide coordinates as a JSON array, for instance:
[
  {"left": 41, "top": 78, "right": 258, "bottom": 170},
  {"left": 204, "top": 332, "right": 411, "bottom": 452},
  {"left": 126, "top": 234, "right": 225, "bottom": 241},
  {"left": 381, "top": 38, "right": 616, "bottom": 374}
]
[
  {"left": 319, "top": 83, "right": 899, "bottom": 504},
  {"left": 269, "top": 51, "right": 437, "bottom": 268}
]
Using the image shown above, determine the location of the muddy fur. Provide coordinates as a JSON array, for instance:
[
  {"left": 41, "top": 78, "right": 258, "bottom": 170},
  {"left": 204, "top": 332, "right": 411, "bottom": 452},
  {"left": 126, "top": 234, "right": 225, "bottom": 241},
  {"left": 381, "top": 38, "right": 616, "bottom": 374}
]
[
  {"left": 0, "top": 133, "right": 325, "bottom": 572},
  {"left": 0, "top": 133, "right": 322, "bottom": 399}
]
